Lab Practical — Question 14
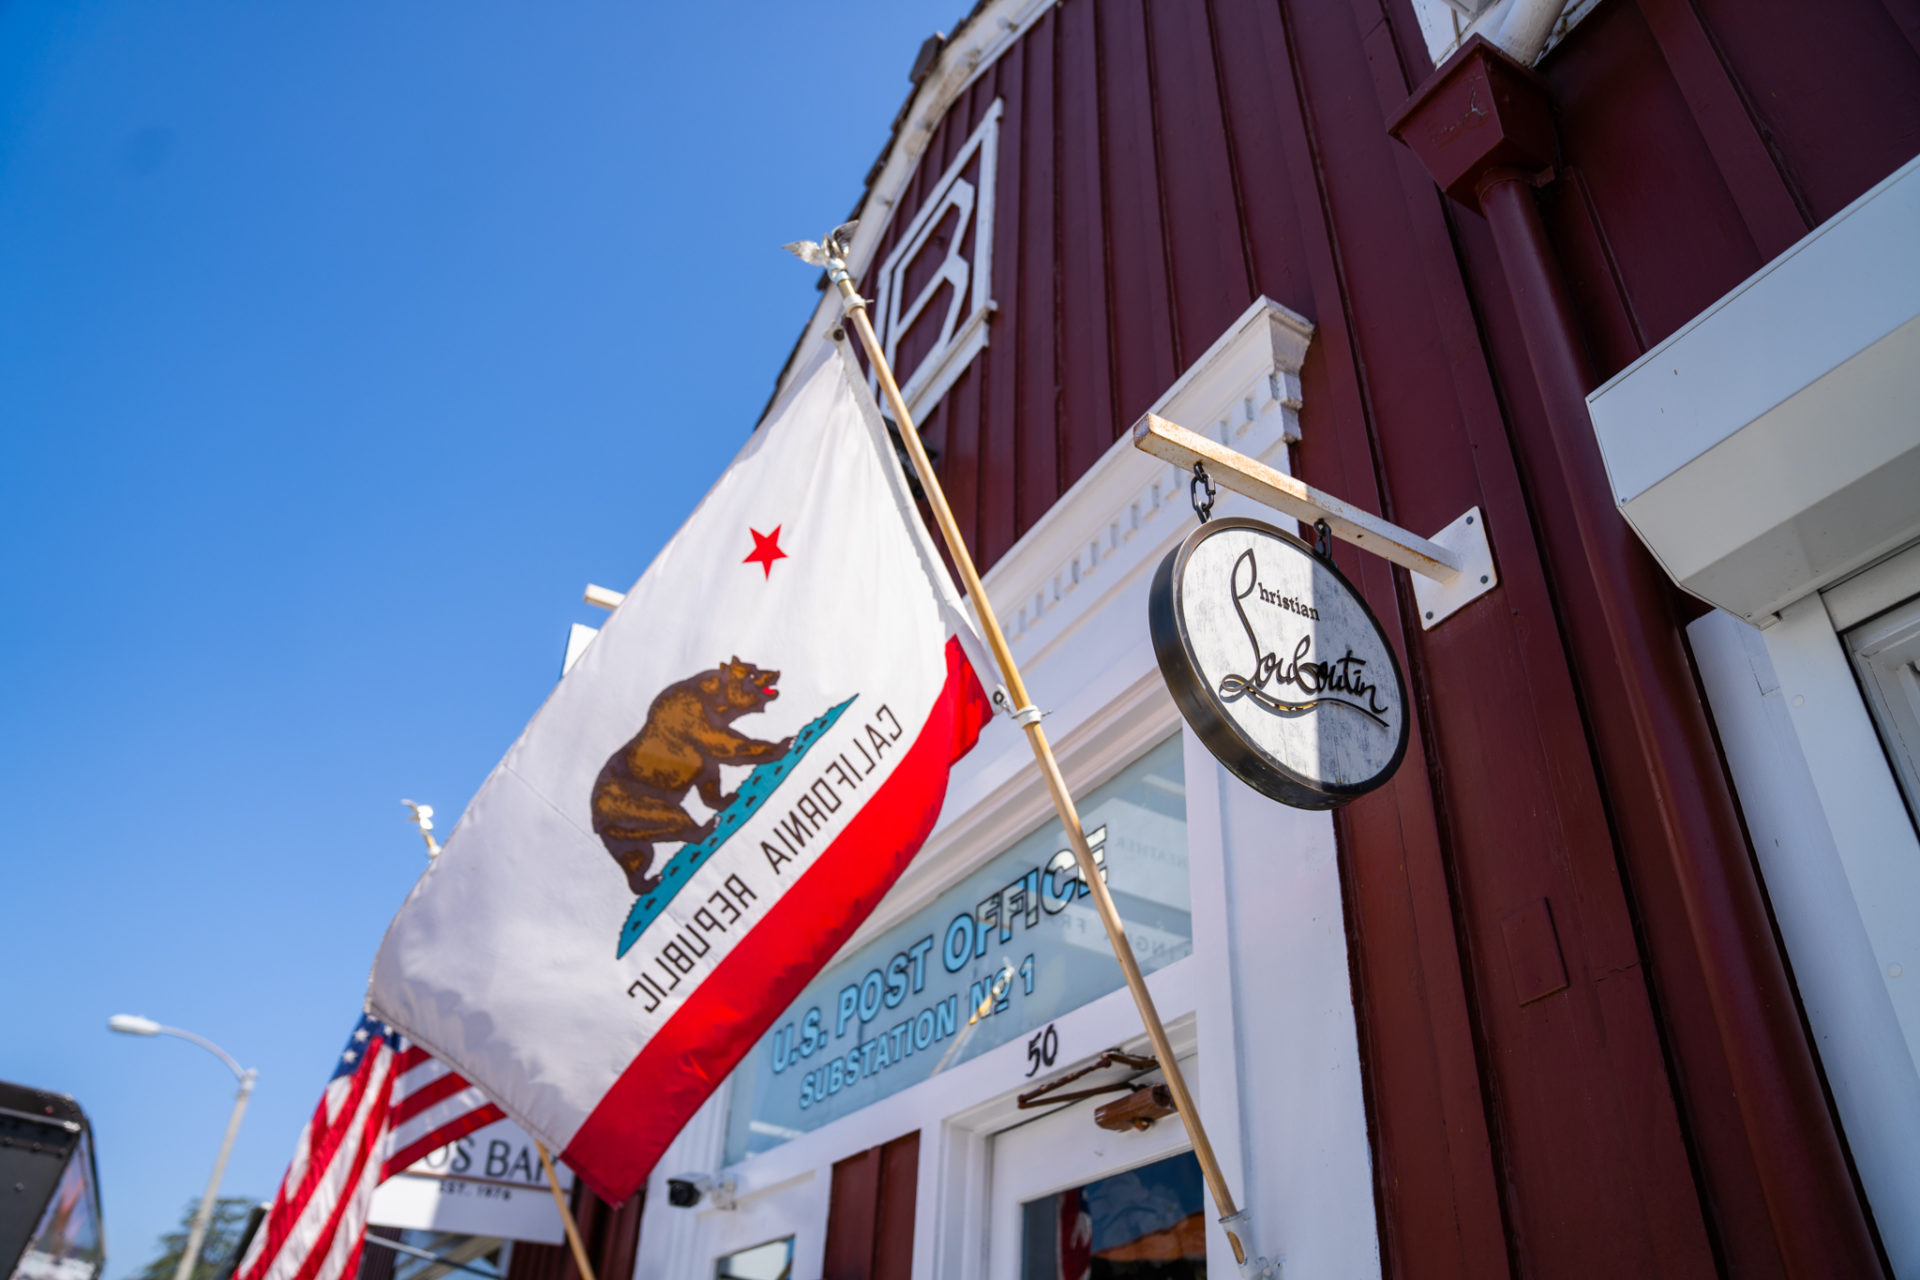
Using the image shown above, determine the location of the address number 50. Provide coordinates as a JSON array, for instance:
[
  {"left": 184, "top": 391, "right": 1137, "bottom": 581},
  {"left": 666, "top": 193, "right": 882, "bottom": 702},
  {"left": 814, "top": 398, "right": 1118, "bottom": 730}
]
[{"left": 1025, "top": 1023, "right": 1059, "bottom": 1078}]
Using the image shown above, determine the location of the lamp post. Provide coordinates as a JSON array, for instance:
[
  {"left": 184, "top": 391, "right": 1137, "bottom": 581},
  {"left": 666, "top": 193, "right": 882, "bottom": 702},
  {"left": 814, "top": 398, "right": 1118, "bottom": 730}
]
[{"left": 109, "top": 1016, "right": 257, "bottom": 1280}]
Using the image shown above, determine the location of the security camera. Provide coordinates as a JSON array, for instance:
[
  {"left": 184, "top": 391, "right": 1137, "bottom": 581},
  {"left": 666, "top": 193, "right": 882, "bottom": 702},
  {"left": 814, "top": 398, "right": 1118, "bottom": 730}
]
[
  {"left": 665, "top": 1173, "right": 737, "bottom": 1210},
  {"left": 665, "top": 1174, "right": 709, "bottom": 1208}
]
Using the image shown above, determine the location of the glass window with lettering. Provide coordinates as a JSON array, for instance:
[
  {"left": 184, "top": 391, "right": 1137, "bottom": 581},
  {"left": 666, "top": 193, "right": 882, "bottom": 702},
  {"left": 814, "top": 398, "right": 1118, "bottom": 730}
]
[{"left": 723, "top": 735, "right": 1189, "bottom": 1163}]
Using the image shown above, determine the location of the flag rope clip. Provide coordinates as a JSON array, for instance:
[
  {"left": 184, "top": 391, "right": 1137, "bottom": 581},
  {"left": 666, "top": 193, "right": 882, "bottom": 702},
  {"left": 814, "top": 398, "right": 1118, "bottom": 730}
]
[{"left": 1010, "top": 703, "right": 1044, "bottom": 728}]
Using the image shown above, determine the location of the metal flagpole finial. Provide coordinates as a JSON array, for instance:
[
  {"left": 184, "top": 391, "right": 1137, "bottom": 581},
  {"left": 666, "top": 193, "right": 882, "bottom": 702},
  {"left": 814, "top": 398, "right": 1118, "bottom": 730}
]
[
  {"left": 783, "top": 221, "right": 861, "bottom": 288},
  {"left": 781, "top": 220, "right": 859, "bottom": 266},
  {"left": 402, "top": 799, "right": 441, "bottom": 858}
]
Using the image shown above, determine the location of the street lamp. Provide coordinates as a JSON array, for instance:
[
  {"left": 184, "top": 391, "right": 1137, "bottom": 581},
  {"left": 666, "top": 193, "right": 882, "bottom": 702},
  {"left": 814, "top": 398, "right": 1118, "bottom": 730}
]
[{"left": 109, "top": 1016, "right": 257, "bottom": 1280}]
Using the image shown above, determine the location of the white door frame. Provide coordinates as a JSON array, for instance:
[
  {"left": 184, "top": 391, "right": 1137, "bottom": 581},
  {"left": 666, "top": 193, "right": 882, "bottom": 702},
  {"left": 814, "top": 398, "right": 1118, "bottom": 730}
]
[{"left": 1688, "top": 547, "right": 1920, "bottom": 1276}]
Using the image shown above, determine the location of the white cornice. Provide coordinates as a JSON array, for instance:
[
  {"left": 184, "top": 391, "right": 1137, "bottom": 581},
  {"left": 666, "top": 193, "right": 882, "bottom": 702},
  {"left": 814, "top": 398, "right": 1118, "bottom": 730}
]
[{"left": 980, "top": 296, "right": 1313, "bottom": 668}]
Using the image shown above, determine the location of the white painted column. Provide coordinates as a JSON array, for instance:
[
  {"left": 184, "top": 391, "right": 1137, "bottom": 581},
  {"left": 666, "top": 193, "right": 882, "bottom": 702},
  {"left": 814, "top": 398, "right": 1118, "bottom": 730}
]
[
  {"left": 1691, "top": 606, "right": 1920, "bottom": 1275},
  {"left": 1185, "top": 731, "right": 1381, "bottom": 1279}
]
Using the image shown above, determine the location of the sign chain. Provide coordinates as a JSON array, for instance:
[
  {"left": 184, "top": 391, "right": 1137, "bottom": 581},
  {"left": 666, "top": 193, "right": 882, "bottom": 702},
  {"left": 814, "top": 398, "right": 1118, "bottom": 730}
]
[{"left": 1191, "top": 462, "right": 1217, "bottom": 524}]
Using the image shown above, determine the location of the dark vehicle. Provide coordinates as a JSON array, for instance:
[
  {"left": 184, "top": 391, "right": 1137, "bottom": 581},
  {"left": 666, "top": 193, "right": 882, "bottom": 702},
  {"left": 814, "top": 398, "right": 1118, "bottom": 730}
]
[{"left": 1, "top": 1082, "right": 103, "bottom": 1280}]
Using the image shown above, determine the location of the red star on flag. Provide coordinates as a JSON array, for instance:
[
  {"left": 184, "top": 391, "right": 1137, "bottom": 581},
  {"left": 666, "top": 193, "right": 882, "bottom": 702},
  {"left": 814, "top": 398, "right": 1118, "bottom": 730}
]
[{"left": 743, "top": 526, "right": 788, "bottom": 579}]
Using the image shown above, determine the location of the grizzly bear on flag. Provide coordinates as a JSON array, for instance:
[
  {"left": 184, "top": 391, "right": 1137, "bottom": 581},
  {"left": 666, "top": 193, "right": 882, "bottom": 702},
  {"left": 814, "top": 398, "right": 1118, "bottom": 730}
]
[{"left": 589, "top": 658, "right": 793, "bottom": 893}]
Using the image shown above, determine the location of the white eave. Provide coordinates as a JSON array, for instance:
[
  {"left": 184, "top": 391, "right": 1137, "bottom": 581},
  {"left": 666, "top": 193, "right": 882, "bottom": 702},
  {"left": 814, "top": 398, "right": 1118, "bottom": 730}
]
[{"left": 1585, "top": 151, "right": 1920, "bottom": 625}]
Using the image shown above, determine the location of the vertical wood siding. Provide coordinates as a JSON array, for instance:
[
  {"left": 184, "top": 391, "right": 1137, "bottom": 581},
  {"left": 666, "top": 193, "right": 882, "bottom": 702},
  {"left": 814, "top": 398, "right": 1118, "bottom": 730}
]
[
  {"left": 850, "top": 1, "right": 1920, "bottom": 1273},
  {"left": 822, "top": 1131, "right": 921, "bottom": 1280},
  {"left": 501, "top": 1186, "right": 643, "bottom": 1280}
]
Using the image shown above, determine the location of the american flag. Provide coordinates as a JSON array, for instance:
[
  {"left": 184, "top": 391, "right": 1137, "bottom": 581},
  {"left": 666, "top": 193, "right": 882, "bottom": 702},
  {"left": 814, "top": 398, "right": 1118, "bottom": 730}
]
[{"left": 230, "top": 1014, "right": 505, "bottom": 1280}]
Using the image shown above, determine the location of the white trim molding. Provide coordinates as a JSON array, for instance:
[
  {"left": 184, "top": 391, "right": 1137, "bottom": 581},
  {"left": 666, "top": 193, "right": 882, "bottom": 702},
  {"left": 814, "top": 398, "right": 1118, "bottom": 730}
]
[
  {"left": 1689, "top": 585, "right": 1920, "bottom": 1275},
  {"left": 872, "top": 100, "right": 1003, "bottom": 424}
]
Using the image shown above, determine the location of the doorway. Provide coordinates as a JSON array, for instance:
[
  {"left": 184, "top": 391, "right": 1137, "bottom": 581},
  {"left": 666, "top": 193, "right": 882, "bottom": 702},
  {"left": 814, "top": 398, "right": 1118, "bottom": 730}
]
[{"left": 986, "top": 1053, "right": 1204, "bottom": 1279}]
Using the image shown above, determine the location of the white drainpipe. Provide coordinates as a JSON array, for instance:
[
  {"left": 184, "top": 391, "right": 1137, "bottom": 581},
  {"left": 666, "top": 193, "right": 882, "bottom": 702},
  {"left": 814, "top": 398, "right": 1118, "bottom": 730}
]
[{"left": 1492, "top": 0, "right": 1575, "bottom": 63}]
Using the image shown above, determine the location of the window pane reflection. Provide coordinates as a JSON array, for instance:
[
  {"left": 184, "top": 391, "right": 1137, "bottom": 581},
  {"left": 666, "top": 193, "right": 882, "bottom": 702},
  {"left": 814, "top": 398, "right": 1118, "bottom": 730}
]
[{"left": 1021, "top": 1152, "right": 1206, "bottom": 1278}]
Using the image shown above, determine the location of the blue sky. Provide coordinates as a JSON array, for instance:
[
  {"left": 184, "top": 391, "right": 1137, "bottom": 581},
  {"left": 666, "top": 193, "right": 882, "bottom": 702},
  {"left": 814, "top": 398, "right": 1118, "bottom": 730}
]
[{"left": 0, "top": 3, "right": 958, "bottom": 1273}]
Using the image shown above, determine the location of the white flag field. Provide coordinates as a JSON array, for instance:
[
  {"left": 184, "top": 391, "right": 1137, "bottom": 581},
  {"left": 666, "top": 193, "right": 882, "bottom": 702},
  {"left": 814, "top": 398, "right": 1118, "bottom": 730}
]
[{"left": 368, "top": 348, "right": 993, "bottom": 1203}]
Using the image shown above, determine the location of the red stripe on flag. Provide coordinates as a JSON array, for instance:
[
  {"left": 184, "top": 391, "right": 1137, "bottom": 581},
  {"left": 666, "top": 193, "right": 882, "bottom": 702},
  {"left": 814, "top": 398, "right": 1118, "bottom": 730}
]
[
  {"left": 390, "top": 1067, "right": 468, "bottom": 1126},
  {"left": 383, "top": 1103, "right": 506, "bottom": 1178},
  {"left": 335, "top": 1237, "right": 368, "bottom": 1280},
  {"left": 564, "top": 638, "right": 990, "bottom": 1202}
]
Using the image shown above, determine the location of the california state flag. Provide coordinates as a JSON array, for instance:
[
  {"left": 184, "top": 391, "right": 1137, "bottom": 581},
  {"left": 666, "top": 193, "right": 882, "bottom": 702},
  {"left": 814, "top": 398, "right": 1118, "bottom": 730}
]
[{"left": 368, "top": 347, "right": 993, "bottom": 1203}]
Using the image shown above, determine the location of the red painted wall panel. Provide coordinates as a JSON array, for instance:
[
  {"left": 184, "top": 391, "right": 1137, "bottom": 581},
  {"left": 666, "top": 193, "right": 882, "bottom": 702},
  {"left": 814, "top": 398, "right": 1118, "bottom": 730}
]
[
  {"left": 1283, "top": 0, "right": 1714, "bottom": 1270},
  {"left": 1145, "top": 1, "right": 1256, "bottom": 367},
  {"left": 1096, "top": 0, "right": 1181, "bottom": 431},
  {"left": 1692, "top": 0, "right": 1920, "bottom": 227},
  {"left": 502, "top": 1186, "right": 642, "bottom": 1280},
  {"left": 1054, "top": 0, "right": 1116, "bottom": 485},
  {"left": 823, "top": 1131, "right": 920, "bottom": 1280},
  {"left": 1012, "top": 9, "right": 1060, "bottom": 536},
  {"left": 846, "top": 0, "right": 1919, "bottom": 1271},
  {"left": 1547, "top": 0, "right": 1778, "bottom": 349}
]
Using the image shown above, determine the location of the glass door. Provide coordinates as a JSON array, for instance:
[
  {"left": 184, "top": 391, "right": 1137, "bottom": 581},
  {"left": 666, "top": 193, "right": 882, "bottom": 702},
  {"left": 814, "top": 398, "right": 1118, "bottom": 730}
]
[
  {"left": 1846, "top": 591, "right": 1920, "bottom": 831},
  {"left": 987, "top": 1056, "right": 1206, "bottom": 1279},
  {"left": 1016, "top": 1155, "right": 1207, "bottom": 1278}
]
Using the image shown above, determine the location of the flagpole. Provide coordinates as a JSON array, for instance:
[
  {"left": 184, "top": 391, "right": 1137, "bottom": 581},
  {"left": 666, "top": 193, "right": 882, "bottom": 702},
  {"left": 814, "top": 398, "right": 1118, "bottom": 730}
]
[
  {"left": 806, "top": 231, "right": 1264, "bottom": 1273},
  {"left": 535, "top": 1142, "right": 599, "bottom": 1280}
]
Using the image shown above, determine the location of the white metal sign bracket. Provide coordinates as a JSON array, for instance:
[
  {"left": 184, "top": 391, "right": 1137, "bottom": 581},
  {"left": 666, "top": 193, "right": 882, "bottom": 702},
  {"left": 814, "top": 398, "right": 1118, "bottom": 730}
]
[{"left": 1132, "top": 413, "right": 1498, "bottom": 630}]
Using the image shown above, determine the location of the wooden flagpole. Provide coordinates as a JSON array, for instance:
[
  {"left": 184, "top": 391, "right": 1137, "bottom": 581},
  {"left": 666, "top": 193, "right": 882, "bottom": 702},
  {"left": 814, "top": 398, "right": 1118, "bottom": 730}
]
[
  {"left": 809, "top": 232, "right": 1263, "bottom": 1272},
  {"left": 535, "top": 1142, "right": 599, "bottom": 1280}
]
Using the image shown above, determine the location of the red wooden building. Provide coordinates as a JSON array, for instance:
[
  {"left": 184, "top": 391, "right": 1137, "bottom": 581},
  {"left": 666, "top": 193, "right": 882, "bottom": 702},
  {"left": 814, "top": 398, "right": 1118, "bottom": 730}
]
[{"left": 543, "top": 0, "right": 1920, "bottom": 1275}]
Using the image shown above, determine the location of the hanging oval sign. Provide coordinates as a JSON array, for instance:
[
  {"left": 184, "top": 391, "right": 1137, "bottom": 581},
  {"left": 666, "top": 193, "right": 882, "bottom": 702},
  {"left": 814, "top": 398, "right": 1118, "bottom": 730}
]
[{"left": 1149, "top": 517, "right": 1409, "bottom": 809}]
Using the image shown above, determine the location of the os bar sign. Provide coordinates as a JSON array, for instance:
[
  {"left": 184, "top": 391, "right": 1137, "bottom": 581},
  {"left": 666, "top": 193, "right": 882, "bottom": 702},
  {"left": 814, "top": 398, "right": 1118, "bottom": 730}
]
[
  {"left": 368, "top": 1117, "right": 571, "bottom": 1244},
  {"left": 1150, "top": 517, "right": 1408, "bottom": 808}
]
